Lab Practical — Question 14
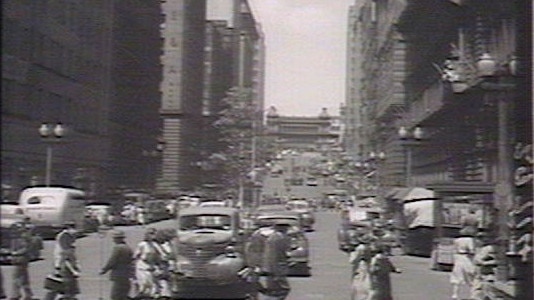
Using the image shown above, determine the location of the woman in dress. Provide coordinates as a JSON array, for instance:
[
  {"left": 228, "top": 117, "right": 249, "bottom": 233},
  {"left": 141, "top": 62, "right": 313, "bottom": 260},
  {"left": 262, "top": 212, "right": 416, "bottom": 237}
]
[
  {"left": 154, "top": 229, "right": 176, "bottom": 299},
  {"left": 350, "top": 234, "right": 374, "bottom": 300},
  {"left": 450, "top": 226, "right": 476, "bottom": 300},
  {"left": 133, "top": 227, "right": 161, "bottom": 299}
]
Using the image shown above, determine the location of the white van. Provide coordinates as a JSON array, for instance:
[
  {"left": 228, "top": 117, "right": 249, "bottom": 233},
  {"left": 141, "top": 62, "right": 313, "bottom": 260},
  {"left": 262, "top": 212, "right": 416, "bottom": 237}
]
[{"left": 19, "top": 187, "right": 86, "bottom": 238}]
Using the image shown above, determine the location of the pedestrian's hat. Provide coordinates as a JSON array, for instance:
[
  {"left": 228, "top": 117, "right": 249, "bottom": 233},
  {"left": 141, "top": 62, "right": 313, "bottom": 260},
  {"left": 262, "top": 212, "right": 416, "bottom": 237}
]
[{"left": 112, "top": 230, "right": 126, "bottom": 239}]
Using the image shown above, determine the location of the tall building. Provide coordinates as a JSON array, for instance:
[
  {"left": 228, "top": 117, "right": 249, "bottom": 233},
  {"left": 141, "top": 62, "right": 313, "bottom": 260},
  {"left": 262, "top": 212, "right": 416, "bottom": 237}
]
[
  {"left": 107, "top": 1, "right": 163, "bottom": 192},
  {"left": 347, "top": 1, "right": 531, "bottom": 298},
  {"left": 2, "top": 1, "right": 163, "bottom": 198},
  {"left": 395, "top": 1, "right": 531, "bottom": 297},
  {"left": 156, "top": 0, "right": 264, "bottom": 194},
  {"left": 2, "top": 1, "right": 114, "bottom": 197},
  {"left": 158, "top": 0, "right": 207, "bottom": 194}
]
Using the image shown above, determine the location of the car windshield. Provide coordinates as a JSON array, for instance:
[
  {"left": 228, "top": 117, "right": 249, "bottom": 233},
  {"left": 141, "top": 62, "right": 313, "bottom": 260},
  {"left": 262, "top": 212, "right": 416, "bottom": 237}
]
[
  {"left": 256, "top": 217, "right": 299, "bottom": 227},
  {"left": 180, "top": 214, "right": 232, "bottom": 230}
]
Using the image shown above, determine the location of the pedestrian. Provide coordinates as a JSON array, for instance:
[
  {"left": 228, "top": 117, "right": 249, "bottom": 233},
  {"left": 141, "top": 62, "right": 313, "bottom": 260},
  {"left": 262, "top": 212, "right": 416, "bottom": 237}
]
[
  {"left": 450, "top": 225, "right": 476, "bottom": 300},
  {"left": 153, "top": 229, "right": 174, "bottom": 299},
  {"left": 350, "top": 234, "right": 374, "bottom": 300},
  {"left": 53, "top": 221, "right": 77, "bottom": 270},
  {"left": 368, "top": 244, "right": 402, "bottom": 300},
  {"left": 44, "top": 248, "right": 81, "bottom": 300},
  {"left": 245, "top": 223, "right": 275, "bottom": 271},
  {"left": 261, "top": 220, "right": 292, "bottom": 300},
  {"left": 133, "top": 227, "right": 161, "bottom": 299},
  {"left": 136, "top": 205, "right": 147, "bottom": 226},
  {"left": 460, "top": 208, "right": 480, "bottom": 235},
  {"left": 471, "top": 232, "right": 497, "bottom": 300},
  {"left": 9, "top": 223, "right": 34, "bottom": 300},
  {"left": 99, "top": 230, "right": 134, "bottom": 300}
]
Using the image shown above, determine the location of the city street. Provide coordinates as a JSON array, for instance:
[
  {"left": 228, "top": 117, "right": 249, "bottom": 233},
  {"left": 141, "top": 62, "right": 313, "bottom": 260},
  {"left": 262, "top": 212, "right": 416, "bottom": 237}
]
[{"left": 1, "top": 212, "right": 453, "bottom": 300}]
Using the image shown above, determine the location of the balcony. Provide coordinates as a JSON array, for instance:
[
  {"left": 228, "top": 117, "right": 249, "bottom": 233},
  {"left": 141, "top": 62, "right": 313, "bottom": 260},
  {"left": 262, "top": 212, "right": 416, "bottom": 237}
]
[{"left": 404, "top": 80, "right": 449, "bottom": 126}]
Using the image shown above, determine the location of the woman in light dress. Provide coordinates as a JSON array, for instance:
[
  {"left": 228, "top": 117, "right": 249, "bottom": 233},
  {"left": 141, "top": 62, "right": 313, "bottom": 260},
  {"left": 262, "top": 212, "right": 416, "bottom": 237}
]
[
  {"left": 450, "top": 226, "right": 476, "bottom": 300},
  {"left": 349, "top": 234, "right": 374, "bottom": 300},
  {"left": 133, "top": 227, "right": 162, "bottom": 299}
]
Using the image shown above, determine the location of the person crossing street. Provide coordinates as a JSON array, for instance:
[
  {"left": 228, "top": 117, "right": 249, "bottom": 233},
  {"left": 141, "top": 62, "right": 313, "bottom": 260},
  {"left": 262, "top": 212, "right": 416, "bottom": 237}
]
[
  {"left": 9, "top": 223, "right": 34, "bottom": 300},
  {"left": 261, "top": 219, "right": 292, "bottom": 300},
  {"left": 99, "top": 230, "right": 134, "bottom": 300}
]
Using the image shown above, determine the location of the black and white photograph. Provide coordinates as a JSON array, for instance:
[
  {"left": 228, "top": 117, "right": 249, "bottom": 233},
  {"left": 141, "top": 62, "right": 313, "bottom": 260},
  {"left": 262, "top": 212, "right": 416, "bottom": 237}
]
[{"left": 1, "top": 1, "right": 532, "bottom": 299}]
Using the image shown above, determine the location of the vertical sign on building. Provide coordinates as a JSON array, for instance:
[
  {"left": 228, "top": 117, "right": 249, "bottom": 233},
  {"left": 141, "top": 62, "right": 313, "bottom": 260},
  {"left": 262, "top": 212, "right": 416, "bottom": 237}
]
[{"left": 161, "top": 1, "right": 184, "bottom": 112}]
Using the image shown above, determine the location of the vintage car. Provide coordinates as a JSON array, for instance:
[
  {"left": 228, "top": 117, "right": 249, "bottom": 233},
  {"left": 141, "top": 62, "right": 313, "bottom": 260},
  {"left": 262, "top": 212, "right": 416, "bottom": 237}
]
[
  {"left": 286, "top": 199, "right": 315, "bottom": 231},
  {"left": 1, "top": 214, "right": 43, "bottom": 264},
  {"left": 173, "top": 207, "right": 257, "bottom": 299},
  {"left": 248, "top": 213, "right": 311, "bottom": 276}
]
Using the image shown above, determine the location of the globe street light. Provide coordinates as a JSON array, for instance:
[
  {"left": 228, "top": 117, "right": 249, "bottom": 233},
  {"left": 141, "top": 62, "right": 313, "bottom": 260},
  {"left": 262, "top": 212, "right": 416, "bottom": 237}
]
[{"left": 39, "top": 123, "right": 65, "bottom": 186}]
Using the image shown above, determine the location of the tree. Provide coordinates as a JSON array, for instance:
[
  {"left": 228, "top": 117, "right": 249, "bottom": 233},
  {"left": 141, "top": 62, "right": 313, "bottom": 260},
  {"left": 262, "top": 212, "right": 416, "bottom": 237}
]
[{"left": 212, "top": 87, "right": 256, "bottom": 192}]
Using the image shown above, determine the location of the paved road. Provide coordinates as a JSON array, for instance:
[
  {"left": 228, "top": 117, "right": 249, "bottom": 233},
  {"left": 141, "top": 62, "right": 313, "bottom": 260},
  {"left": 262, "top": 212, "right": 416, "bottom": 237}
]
[{"left": 1, "top": 215, "right": 454, "bottom": 300}]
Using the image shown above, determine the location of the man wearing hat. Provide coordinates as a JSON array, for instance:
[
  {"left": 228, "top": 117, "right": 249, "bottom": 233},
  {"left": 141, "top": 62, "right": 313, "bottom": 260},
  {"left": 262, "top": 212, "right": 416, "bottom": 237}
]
[
  {"left": 99, "top": 230, "right": 134, "bottom": 300},
  {"left": 9, "top": 223, "right": 34, "bottom": 300},
  {"left": 261, "top": 219, "right": 292, "bottom": 299}
]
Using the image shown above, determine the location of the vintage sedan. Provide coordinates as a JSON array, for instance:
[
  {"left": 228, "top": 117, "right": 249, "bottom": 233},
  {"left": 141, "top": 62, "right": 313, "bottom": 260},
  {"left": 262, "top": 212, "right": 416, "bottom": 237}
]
[
  {"left": 247, "top": 213, "right": 311, "bottom": 277},
  {"left": 286, "top": 199, "right": 315, "bottom": 231},
  {"left": 173, "top": 207, "right": 257, "bottom": 299}
]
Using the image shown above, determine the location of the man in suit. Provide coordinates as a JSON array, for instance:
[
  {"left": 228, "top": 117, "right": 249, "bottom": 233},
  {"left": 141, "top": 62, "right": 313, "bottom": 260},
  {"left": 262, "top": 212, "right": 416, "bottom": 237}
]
[
  {"left": 99, "top": 230, "right": 134, "bottom": 300},
  {"left": 261, "top": 220, "right": 292, "bottom": 300},
  {"left": 9, "top": 223, "right": 33, "bottom": 300}
]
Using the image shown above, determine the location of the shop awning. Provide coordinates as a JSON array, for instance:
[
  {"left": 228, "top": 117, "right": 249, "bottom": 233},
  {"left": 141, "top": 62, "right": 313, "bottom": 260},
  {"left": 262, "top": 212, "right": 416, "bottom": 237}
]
[{"left": 396, "top": 187, "right": 436, "bottom": 203}]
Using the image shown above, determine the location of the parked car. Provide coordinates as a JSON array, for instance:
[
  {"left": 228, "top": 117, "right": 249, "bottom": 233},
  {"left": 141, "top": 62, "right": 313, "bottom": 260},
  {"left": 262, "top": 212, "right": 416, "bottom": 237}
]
[
  {"left": 19, "top": 187, "right": 87, "bottom": 239},
  {"left": 248, "top": 213, "right": 311, "bottom": 276},
  {"left": 173, "top": 207, "right": 256, "bottom": 299},
  {"left": 1, "top": 215, "right": 43, "bottom": 264},
  {"left": 286, "top": 200, "right": 315, "bottom": 231}
]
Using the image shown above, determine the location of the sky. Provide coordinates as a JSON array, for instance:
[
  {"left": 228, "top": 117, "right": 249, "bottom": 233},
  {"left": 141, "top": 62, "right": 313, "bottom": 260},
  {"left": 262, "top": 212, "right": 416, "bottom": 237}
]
[{"left": 249, "top": 0, "right": 354, "bottom": 117}]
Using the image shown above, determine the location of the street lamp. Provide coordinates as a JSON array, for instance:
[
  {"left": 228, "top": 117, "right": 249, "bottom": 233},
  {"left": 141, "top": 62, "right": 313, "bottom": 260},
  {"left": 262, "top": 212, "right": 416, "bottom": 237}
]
[
  {"left": 39, "top": 123, "right": 65, "bottom": 186},
  {"left": 398, "top": 126, "right": 423, "bottom": 187}
]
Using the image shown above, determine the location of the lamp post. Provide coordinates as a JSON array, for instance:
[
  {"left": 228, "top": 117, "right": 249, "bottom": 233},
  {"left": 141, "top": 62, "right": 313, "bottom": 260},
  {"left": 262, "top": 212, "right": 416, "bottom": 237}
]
[
  {"left": 39, "top": 123, "right": 65, "bottom": 186},
  {"left": 398, "top": 126, "right": 423, "bottom": 187}
]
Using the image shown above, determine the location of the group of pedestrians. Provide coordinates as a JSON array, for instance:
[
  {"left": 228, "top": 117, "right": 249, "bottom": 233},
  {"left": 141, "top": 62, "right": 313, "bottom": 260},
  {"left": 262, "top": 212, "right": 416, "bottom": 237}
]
[
  {"left": 349, "top": 230, "right": 402, "bottom": 300},
  {"left": 449, "top": 225, "right": 497, "bottom": 300},
  {"left": 244, "top": 219, "right": 295, "bottom": 300},
  {"left": 131, "top": 227, "right": 176, "bottom": 300}
]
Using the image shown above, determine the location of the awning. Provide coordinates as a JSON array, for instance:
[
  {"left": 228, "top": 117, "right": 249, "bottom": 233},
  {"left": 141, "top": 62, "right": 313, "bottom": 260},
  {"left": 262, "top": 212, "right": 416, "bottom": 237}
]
[{"left": 397, "top": 187, "right": 436, "bottom": 202}]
